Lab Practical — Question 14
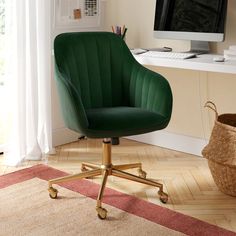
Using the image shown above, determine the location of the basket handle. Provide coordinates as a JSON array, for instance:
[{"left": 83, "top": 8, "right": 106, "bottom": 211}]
[{"left": 204, "top": 101, "right": 218, "bottom": 120}]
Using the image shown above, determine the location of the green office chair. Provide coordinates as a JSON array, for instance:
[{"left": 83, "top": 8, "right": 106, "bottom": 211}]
[{"left": 48, "top": 32, "right": 173, "bottom": 219}]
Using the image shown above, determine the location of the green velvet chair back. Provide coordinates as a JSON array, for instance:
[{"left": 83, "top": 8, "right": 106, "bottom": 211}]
[
  {"left": 54, "top": 32, "right": 172, "bottom": 137},
  {"left": 54, "top": 32, "right": 134, "bottom": 109}
]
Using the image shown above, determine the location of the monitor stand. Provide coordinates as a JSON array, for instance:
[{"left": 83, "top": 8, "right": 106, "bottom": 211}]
[
  {"left": 148, "top": 47, "right": 172, "bottom": 52},
  {"left": 188, "top": 40, "right": 210, "bottom": 55}
]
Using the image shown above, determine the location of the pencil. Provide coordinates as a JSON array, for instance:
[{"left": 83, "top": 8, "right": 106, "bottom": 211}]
[{"left": 111, "top": 26, "right": 115, "bottom": 33}]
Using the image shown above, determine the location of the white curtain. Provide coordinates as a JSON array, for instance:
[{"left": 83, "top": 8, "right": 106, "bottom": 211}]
[{"left": 4, "top": 0, "right": 52, "bottom": 166}]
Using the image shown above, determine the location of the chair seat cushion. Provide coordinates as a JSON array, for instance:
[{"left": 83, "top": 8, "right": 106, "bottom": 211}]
[{"left": 85, "top": 106, "right": 169, "bottom": 138}]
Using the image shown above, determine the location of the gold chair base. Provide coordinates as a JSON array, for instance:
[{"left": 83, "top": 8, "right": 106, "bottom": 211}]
[{"left": 48, "top": 139, "right": 168, "bottom": 219}]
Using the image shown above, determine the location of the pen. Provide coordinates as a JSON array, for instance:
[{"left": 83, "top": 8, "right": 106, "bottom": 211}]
[
  {"left": 122, "top": 28, "right": 127, "bottom": 39},
  {"left": 117, "top": 26, "right": 122, "bottom": 36},
  {"left": 122, "top": 25, "right": 126, "bottom": 35}
]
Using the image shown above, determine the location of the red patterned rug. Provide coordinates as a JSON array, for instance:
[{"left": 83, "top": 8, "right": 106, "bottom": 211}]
[{"left": 0, "top": 164, "right": 235, "bottom": 236}]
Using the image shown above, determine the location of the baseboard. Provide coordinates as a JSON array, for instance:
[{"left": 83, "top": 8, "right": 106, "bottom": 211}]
[
  {"left": 52, "top": 128, "right": 208, "bottom": 156},
  {"left": 0, "top": 130, "right": 76, "bottom": 155},
  {"left": 127, "top": 131, "right": 208, "bottom": 157},
  {"left": 52, "top": 127, "right": 79, "bottom": 147}
]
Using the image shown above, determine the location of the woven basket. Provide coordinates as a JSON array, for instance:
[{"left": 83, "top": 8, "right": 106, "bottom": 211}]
[{"left": 202, "top": 101, "right": 236, "bottom": 197}]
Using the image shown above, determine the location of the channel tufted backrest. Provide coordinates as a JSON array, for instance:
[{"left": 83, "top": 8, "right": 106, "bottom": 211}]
[{"left": 54, "top": 32, "right": 134, "bottom": 109}]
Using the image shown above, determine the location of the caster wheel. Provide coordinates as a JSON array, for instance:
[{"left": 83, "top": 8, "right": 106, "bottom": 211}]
[
  {"left": 81, "top": 166, "right": 92, "bottom": 179},
  {"left": 96, "top": 207, "right": 107, "bottom": 220},
  {"left": 158, "top": 191, "right": 168, "bottom": 204},
  {"left": 81, "top": 166, "right": 88, "bottom": 172},
  {"left": 48, "top": 187, "right": 58, "bottom": 199},
  {"left": 138, "top": 169, "right": 147, "bottom": 179}
]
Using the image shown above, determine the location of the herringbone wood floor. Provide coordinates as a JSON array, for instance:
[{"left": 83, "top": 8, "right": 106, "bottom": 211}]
[{"left": 1, "top": 138, "right": 236, "bottom": 233}]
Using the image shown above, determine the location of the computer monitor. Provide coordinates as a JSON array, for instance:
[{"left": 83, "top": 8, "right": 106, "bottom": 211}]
[{"left": 153, "top": 0, "right": 228, "bottom": 53}]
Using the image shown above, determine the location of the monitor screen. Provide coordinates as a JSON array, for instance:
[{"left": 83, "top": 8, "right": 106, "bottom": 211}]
[{"left": 154, "top": 0, "right": 228, "bottom": 42}]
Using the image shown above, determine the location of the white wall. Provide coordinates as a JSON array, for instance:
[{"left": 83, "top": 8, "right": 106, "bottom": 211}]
[
  {"left": 103, "top": 0, "right": 236, "bottom": 53},
  {"left": 51, "top": 0, "right": 106, "bottom": 146}
]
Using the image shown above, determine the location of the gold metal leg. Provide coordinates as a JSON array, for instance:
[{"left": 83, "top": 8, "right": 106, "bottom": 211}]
[
  {"left": 48, "top": 168, "right": 102, "bottom": 199},
  {"left": 114, "top": 163, "right": 142, "bottom": 170},
  {"left": 48, "top": 138, "right": 168, "bottom": 220},
  {"left": 112, "top": 169, "right": 168, "bottom": 203},
  {"left": 49, "top": 168, "right": 101, "bottom": 186},
  {"left": 96, "top": 170, "right": 109, "bottom": 220},
  {"left": 114, "top": 163, "right": 147, "bottom": 178},
  {"left": 112, "top": 169, "right": 162, "bottom": 188},
  {"left": 81, "top": 162, "right": 100, "bottom": 171}
]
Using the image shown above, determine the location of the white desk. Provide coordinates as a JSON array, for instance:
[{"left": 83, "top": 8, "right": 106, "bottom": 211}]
[
  {"left": 134, "top": 53, "right": 236, "bottom": 74},
  {"left": 130, "top": 53, "right": 236, "bottom": 156}
]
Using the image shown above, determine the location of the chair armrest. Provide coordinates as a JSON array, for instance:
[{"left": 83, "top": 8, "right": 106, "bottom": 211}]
[
  {"left": 55, "top": 65, "right": 89, "bottom": 134},
  {"left": 128, "top": 63, "right": 173, "bottom": 119}
]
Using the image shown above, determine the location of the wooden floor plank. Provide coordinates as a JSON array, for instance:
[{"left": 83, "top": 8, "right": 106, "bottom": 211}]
[{"left": 0, "top": 138, "right": 236, "bottom": 233}]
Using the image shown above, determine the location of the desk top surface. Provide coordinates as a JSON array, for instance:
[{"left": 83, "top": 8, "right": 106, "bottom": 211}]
[{"left": 134, "top": 53, "right": 236, "bottom": 74}]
